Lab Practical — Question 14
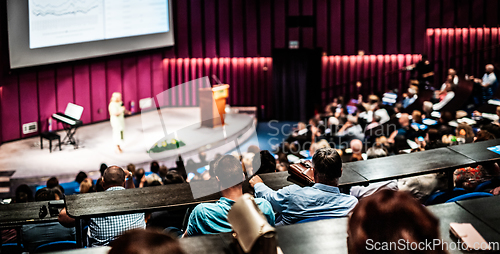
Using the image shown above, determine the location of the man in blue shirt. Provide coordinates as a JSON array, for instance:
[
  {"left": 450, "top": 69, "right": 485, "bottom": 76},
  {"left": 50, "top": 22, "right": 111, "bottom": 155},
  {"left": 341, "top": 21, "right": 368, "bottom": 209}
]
[
  {"left": 249, "top": 148, "right": 358, "bottom": 226},
  {"left": 184, "top": 155, "right": 275, "bottom": 236}
]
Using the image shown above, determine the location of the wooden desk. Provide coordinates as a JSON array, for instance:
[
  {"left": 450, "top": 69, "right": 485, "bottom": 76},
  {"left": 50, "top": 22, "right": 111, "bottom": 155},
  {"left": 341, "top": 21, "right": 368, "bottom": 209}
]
[
  {"left": 456, "top": 195, "right": 500, "bottom": 235},
  {"left": 427, "top": 201, "right": 500, "bottom": 253},
  {"left": 65, "top": 184, "right": 220, "bottom": 218},
  {"left": 0, "top": 201, "right": 59, "bottom": 229},
  {"left": 179, "top": 234, "right": 231, "bottom": 254},
  {"left": 448, "top": 139, "right": 500, "bottom": 164},
  {"left": 344, "top": 147, "right": 476, "bottom": 189},
  {"left": 180, "top": 217, "right": 349, "bottom": 254}
]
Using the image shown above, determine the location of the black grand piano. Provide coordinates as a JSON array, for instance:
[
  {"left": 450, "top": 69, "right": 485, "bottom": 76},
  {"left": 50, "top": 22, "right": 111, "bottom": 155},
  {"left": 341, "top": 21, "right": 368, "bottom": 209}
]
[{"left": 52, "top": 103, "right": 84, "bottom": 148}]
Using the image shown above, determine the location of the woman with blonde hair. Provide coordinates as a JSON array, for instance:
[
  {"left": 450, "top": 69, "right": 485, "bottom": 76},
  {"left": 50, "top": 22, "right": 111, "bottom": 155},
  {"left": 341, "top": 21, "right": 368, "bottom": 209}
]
[{"left": 109, "top": 92, "right": 129, "bottom": 153}]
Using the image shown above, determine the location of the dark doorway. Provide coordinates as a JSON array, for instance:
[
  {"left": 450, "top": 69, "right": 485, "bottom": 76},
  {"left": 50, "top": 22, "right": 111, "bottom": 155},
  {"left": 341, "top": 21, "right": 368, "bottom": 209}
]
[{"left": 272, "top": 48, "right": 322, "bottom": 121}]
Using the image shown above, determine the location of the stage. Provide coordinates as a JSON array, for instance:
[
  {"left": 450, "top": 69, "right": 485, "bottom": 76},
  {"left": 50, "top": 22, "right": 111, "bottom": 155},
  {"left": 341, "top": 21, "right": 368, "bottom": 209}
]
[{"left": 0, "top": 107, "right": 258, "bottom": 196}]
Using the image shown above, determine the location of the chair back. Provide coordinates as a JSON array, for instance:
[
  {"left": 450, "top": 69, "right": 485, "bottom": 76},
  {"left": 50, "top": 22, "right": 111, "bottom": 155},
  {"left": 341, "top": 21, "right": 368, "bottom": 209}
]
[
  {"left": 446, "top": 192, "right": 493, "bottom": 203},
  {"left": 33, "top": 240, "right": 77, "bottom": 253}
]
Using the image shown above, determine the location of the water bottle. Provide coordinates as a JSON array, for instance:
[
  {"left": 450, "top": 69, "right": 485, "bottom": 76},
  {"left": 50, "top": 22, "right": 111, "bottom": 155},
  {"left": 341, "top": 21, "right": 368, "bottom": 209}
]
[
  {"left": 131, "top": 101, "right": 135, "bottom": 114},
  {"left": 48, "top": 117, "right": 53, "bottom": 132}
]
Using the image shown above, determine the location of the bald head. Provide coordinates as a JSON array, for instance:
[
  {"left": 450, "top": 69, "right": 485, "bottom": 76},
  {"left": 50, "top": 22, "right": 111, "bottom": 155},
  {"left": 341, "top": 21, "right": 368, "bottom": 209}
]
[
  {"left": 399, "top": 113, "right": 410, "bottom": 127},
  {"left": 102, "top": 166, "right": 126, "bottom": 189},
  {"left": 486, "top": 64, "right": 495, "bottom": 73}
]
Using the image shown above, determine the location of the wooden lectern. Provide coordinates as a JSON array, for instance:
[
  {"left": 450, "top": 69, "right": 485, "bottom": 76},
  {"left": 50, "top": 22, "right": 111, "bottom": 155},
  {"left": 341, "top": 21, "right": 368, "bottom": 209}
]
[{"left": 199, "top": 84, "right": 230, "bottom": 128}]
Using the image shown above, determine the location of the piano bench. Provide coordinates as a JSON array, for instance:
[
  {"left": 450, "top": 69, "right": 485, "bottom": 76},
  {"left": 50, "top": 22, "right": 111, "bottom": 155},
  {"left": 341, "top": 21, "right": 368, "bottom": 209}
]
[{"left": 40, "top": 132, "right": 61, "bottom": 153}]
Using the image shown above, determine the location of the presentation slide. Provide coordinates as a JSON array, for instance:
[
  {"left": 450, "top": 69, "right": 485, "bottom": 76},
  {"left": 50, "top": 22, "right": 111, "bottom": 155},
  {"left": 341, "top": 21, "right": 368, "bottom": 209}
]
[{"left": 28, "top": 0, "right": 169, "bottom": 49}]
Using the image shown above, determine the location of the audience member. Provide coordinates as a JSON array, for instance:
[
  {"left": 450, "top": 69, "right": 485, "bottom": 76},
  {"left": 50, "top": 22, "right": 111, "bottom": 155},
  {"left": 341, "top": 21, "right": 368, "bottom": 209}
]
[
  {"left": 46, "top": 177, "right": 64, "bottom": 194},
  {"left": 59, "top": 166, "right": 145, "bottom": 246},
  {"left": 163, "top": 170, "right": 185, "bottom": 184},
  {"left": 475, "top": 130, "right": 496, "bottom": 142},
  {"left": 350, "top": 139, "right": 364, "bottom": 162},
  {"left": 253, "top": 150, "right": 277, "bottom": 175},
  {"left": 75, "top": 171, "right": 88, "bottom": 184},
  {"left": 100, "top": 163, "right": 108, "bottom": 176},
  {"left": 126, "top": 163, "right": 136, "bottom": 175},
  {"left": 150, "top": 161, "right": 160, "bottom": 176},
  {"left": 134, "top": 168, "right": 147, "bottom": 188},
  {"left": 109, "top": 229, "right": 185, "bottom": 254},
  {"left": 88, "top": 166, "right": 144, "bottom": 246},
  {"left": 424, "top": 128, "right": 447, "bottom": 150},
  {"left": 348, "top": 190, "right": 446, "bottom": 254},
  {"left": 184, "top": 155, "right": 275, "bottom": 236},
  {"left": 15, "top": 184, "right": 34, "bottom": 203},
  {"left": 22, "top": 187, "right": 75, "bottom": 253},
  {"left": 79, "top": 178, "right": 94, "bottom": 194},
  {"left": 250, "top": 148, "right": 358, "bottom": 225}
]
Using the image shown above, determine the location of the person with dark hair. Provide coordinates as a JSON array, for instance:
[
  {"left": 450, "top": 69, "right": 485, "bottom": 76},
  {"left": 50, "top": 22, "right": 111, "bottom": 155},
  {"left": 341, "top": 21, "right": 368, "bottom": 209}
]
[
  {"left": 75, "top": 171, "right": 88, "bottom": 184},
  {"left": 46, "top": 176, "right": 64, "bottom": 194},
  {"left": 184, "top": 155, "right": 274, "bottom": 236},
  {"left": 475, "top": 130, "right": 496, "bottom": 142},
  {"left": 95, "top": 177, "right": 105, "bottom": 192},
  {"left": 424, "top": 128, "right": 447, "bottom": 150},
  {"left": 109, "top": 229, "right": 185, "bottom": 254},
  {"left": 253, "top": 150, "right": 277, "bottom": 175},
  {"left": 22, "top": 187, "right": 75, "bottom": 253},
  {"left": 150, "top": 161, "right": 160, "bottom": 175},
  {"left": 250, "top": 148, "right": 358, "bottom": 225},
  {"left": 481, "top": 123, "right": 500, "bottom": 139},
  {"left": 59, "top": 166, "right": 145, "bottom": 246},
  {"left": 35, "top": 187, "right": 63, "bottom": 201},
  {"left": 163, "top": 170, "right": 185, "bottom": 185},
  {"left": 46, "top": 177, "right": 59, "bottom": 189},
  {"left": 15, "top": 184, "right": 34, "bottom": 203},
  {"left": 348, "top": 190, "right": 446, "bottom": 254},
  {"left": 126, "top": 163, "right": 136, "bottom": 175},
  {"left": 134, "top": 168, "right": 147, "bottom": 188},
  {"left": 100, "top": 163, "right": 108, "bottom": 176}
]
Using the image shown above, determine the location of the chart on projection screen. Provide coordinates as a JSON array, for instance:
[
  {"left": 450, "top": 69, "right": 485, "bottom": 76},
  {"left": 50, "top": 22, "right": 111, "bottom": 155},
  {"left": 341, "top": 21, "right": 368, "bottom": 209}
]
[{"left": 28, "top": 0, "right": 169, "bottom": 49}]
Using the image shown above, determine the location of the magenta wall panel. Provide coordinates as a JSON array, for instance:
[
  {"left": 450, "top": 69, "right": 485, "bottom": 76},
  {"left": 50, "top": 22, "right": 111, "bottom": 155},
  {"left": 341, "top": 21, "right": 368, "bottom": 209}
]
[
  {"left": 385, "top": 0, "right": 398, "bottom": 54},
  {"left": 204, "top": 0, "right": 217, "bottom": 58},
  {"left": 189, "top": 1, "right": 203, "bottom": 58},
  {"left": 357, "top": 0, "right": 370, "bottom": 53},
  {"left": 316, "top": 0, "right": 328, "bottom": 52},
  {"left": 371, "top": 0, "right": 384, "bottom": 54},
  {"left": 329, "top": 0, "right": 342, "bottom": 55},
  {"left": 90, "top": 63, "right": 107, "bottom": 122},
  {"left": 56, "top": 66, "right": 74, "bottom": 130},
  {"left": 218, "top": 0, "right": 231, "bottom": 57},
  {"left": 486, "top": 1, "right": 499, "bottom": 27},
  {"left": 231, "top": 0, "right": 245, "bottom": 57},
  {"left": 1, "top": 76, "right": 21, "bottom": 141},
  {"left": 106, "top": 59, "right": 122, "bottom": 104},
  {"left": 18, "top": 72, "right": 38, "bottom": 138},
  {"left": 136, "top": 55, "right": 152, "bottom": 103},
  {"left": 343, "top": 0, "right": 356, "bottom": 55},
  {"left": 173, "top": 0, "right": 189, "bottom": 58},
  {"left": 151, "top": 54, "right": 164, "bottom": 107},
  {"left": 73, "top": 64, "right": 91, "bottom": 124},
  {"left": 122, "top": 58, "right": 138, "bottom": 111},
  {"left": 442, "top": 0, "right": 455, "bottom": 28},
  {"left": 245, "top": 1, "right": 258, "bottom": 57},
  {"left": 37, "top": 70, "right": 56, "bottom": 132}
]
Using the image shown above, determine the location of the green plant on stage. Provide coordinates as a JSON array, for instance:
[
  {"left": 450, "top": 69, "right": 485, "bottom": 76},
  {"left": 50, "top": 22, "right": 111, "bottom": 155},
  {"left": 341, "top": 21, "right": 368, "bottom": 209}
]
[{"left": 148, "top": 139, "right": 186, "bottom": 153}]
